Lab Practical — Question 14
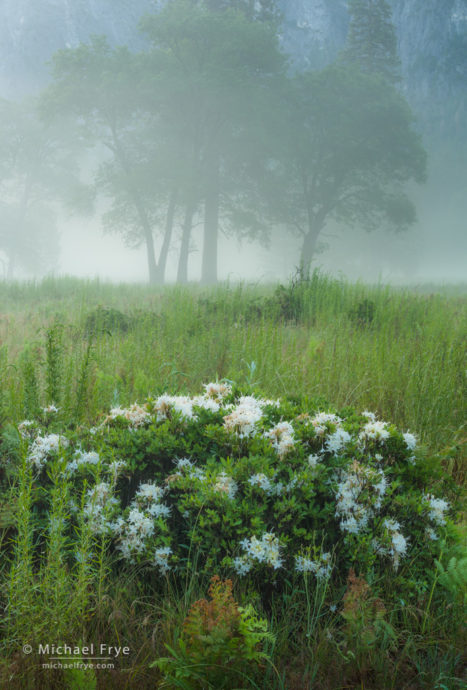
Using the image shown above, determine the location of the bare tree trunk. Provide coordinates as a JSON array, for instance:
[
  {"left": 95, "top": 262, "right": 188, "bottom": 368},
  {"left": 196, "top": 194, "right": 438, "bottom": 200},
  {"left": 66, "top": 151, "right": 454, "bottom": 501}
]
[
  {"left": 110, "top": 126, "right": 160, "bottom": 285},
  {"left": 201, "top": 147, "right": 220, "bottom": 285},
  {"left": 157, "top": 187, "right": 178, "bottom": 284},
  {"left": 177, "top": 198, "right": 196, "bottom": 284},
  {"left": 300, "top": 226, "right": 320, "bottom": 276},
  {"left": 135, "top": 197, "right": 160, "bottom": 285}
]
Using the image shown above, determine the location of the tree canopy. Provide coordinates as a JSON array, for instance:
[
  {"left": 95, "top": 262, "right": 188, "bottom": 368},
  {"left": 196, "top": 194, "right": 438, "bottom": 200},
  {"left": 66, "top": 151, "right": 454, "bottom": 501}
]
[
  {"left": 0, "top": 99, "right": 79, "bottom": 278},
  {"left": 7, "top": 0, "right": 427, "bottom": 283},
  {"left": 263, "top": 65, "right": 426, "bottom": 271}
]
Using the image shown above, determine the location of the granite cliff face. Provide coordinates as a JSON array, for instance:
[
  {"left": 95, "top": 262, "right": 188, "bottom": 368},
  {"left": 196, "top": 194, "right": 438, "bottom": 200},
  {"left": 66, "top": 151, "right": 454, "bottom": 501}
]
[
  {"left": 277, "top": 0, "right": 349, "bottom": 70},
  {"left": 0, "top": 0, "right": 153, "bottom": 95},
  {"left": 393, "top": 0, "right": 466, "bottom": 136},
  {"left": 0, "top": 0, "right": 465, "bottom": 134},
  {"left": 276, "top": 0, "right": 466, "bottom": 135}
]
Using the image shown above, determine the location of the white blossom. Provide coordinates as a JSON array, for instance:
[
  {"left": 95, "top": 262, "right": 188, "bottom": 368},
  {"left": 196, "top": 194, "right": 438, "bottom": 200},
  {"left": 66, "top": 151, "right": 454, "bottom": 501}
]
[
  {"left": 375, "top": 518, "right": 409, "bottom": 570},
  {"left": 107, "top": 402, "right": 152, "bottom": 427},
  {"left": 203, "top": 382, "right": 232, "bottom": 402},
  {"left": 295, "top": 551, "right": 332, "bottom": 579},
  {"left": 362, "top": 411, "right": 376, "bottom": 422},
  {"left": 192, "top": 395, "right": 220, "bottom": 413},
  {"left": 423, "top": 494, "right": 450, "bottom": 526},
  {"left": 403, "top": 432, "right": 417, "bottom": 451},
  {"left": 213, "top": 472, "right": 238, "bottom": 499},
  {"left": 265, "top": 421, "right": 295, "bottom": 457},
  {"left": 233, "top": 555, "right": 253, "bottom": 576},
  {"left": 248, "top": 473, "right": 274, "bottom": 494},
  {"left": 28, "top": 433, "right": 69, "bottom": 470},
  {"left": 154, "top": 546, "right": 173, "bottom": 573},
  {"left": 223, "top": 396, "right": 264, "bottom": 437},
  {"left": 237, "top": 532, "right": 283, "bottom": 572},
  {"left": 325, "top": 428, "right": 351, "bottom": 454},
  {"left": 359, "top": 420, "right": 390, "bottom": 444},
  {"left": 310, "top": 412, "right": 342, "bottom": 436},
  {"left": 334, "top": 462, "right": 387, "bottom": 534},
  {"left": 154, "top": 395, "right": 194, "bottom": 421},
  {"left": 308, "top": 454, "right": 321, "bottom": 468}
]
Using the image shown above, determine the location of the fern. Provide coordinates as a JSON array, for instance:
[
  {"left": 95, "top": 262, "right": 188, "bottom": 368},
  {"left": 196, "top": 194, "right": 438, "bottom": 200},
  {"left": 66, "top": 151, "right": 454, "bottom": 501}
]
[
  {"left": 436, "top": 555, "right": 467, "bottom": 603},
  {"left": 153, "top": 576, "right": 274, "bottom": 689}
]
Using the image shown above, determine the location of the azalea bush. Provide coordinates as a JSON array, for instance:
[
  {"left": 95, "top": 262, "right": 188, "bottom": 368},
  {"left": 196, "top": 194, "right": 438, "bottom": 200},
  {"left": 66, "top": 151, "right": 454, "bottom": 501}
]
[{"left": 10, "top": 382, "right": 457, "bottom": 605}]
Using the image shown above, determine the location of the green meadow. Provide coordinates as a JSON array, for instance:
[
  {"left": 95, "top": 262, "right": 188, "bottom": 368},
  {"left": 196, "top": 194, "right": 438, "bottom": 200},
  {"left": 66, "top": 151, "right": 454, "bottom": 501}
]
[
  {"left": 0, "top": 273, "right": 465, "bottom": 689},
  {"left": 1, "top": 274, "right": 465, "bottom": 460}
]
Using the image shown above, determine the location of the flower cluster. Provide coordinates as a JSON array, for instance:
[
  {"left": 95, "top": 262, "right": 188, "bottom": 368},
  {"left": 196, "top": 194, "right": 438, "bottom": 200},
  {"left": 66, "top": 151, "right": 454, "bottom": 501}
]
[
  {"left": 295, "top": 551, "right": 332, "bottom": 579},
  {"left": 403, "top": 432, "right": 417, "bottom": 450},
  {"left": 17, "top": 420, "right": 36, "bottom": 439},
  {"left": 172, "top": 457, "right": 206, "bottom": 482},
  {"left": 154, "top": 395, "right": 196, "bottom": 421},
  {"left": 154, "top": 385, "right": 233, "bottom": 421},
  {"left": 213, "top": 472, "right": 238, "bottom": 499},
  {"left": 66, "top": 449, "right": 100, "bottom": 473},
  {"left": 373, "top": 518, "right": 409, "bottom": 570},
  {"left": 19, "top": 383, "right": 454, "bottom": 589},
  {"left": 28, "top": 433, "right": 69, "bottom": 471},
  {"left": 325, "top": 428, "right": 352, "bottom": 454},
  {"left": 359, "top": 420, "right": 390, "bottom": 444},
  {"left": 247, "top": 472, "right": 291, "bottom": 496},
  {"left": 265, "top": 421, "right": 295, "bottom": 457},
  {"left": 334, "top": 461, "right": 387, "bottom": 535},
  {"left": 106, "top": 402, "right": 152, "bottom": 428},
  {"left": 233, "top": 532, "right": 283, "bottom": 575},
  {"left": 307, "top": 453, "right": 321, "bottom": 469},
  {"left": 203, "top": 381, "right": 232, "bottom": 402},
  {"left": 223, "top": 396, "right": 266, "bottom": 438},
  {"left": 111, "top": 481, "right": 171, "bottom": 565},
  {"left": 83, "top": 481, "right": 120, "bottom": 534},
  {"left": 43, "top": 404, "right": 59, "bottom": 414},
  {"left": 248, "top": 473, "right": 276, "bottom": 495},
  {"left": 308, "top": 412, "right": 355, "bottom": 456},
  {"left": 423, "top": 494, "right": 450, "bottom": 528},
  {"left": 154, "top": 546, "right": 173, "bottom": 574},
  {"left": 311, "top": 412, "right": 342, "bottom": 436}
]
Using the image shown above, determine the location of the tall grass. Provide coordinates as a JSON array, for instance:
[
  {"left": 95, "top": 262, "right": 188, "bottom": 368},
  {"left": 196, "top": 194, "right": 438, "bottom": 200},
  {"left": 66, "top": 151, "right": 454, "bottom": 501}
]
[
  {"left": 1, "top": 274, "right": 464, "bottom": 461},
  {"left": 0, "top": 266, "right": 465, "bottom": 689}
]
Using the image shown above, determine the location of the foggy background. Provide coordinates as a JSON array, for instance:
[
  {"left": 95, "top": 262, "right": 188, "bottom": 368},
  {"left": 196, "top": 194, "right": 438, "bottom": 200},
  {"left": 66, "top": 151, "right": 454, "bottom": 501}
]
[{"left": 0, "top": 0, "right": 466, "bottom": 285}]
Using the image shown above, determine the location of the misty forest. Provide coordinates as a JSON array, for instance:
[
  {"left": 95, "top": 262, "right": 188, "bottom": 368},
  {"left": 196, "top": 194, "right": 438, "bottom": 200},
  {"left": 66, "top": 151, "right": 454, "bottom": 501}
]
[{"left": 0, "top": 1, "right": 466, "bottom": 689}]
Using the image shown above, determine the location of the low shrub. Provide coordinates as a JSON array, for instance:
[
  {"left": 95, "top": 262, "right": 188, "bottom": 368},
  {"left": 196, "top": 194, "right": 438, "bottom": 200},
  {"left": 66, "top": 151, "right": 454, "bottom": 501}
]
[
  {"left": 84, "top": 306, "right": 132, "bottom": 337},
  {"left": 9, "top": 382, "right": 459, "bottom": 607}
]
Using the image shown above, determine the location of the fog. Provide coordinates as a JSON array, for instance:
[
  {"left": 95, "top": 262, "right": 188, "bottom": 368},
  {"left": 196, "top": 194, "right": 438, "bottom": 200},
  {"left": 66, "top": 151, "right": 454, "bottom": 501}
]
[
  {"left": 1, "top": 0, "right": 466, "bottom": 287},
  {"left": 56, "top": 205, "right": 467, "bottom": 286},
  {"left": 56, "top": 165, "right": 467, "bottom": 285}
]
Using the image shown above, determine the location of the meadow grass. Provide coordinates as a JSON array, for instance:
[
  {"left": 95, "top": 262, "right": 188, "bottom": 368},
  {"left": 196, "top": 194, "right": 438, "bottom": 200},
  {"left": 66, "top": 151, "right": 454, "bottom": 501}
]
[
  {"left": 0, "top": 272, "right": 465, "bottom": 689},
  {"left": 1, "top": 273, "right": 464, "bottom": 462}
]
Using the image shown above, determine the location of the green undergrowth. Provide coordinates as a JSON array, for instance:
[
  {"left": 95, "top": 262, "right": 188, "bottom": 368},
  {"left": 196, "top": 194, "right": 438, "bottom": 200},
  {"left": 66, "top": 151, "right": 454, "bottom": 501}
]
[
  {"left": 0, "top": 382, "right": 466, "bottom": 689},
  {"left": 0, "top": 272, "right": 465, "bottom": 472},
  {"left": 0, "top": 272, "right": 465, "bottom": 689}
]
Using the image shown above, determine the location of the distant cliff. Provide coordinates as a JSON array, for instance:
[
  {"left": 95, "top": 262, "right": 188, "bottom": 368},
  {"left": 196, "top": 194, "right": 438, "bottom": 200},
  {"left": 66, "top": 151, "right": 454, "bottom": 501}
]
[
  {"left": 0, "top": 0, "right": 465, "bottom": 135},
  {"left": 0, "top": 0, "right": 152, "bottom": 95},
  {"left": 277, "top": 0, "right": 466, "bottom": 136}
]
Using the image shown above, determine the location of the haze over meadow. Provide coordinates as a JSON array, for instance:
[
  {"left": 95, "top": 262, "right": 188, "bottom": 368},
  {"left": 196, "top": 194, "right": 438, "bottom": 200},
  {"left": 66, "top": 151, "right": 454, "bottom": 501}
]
[{"left": 0, "top": 0, "right": 465, "bottom": 284}]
